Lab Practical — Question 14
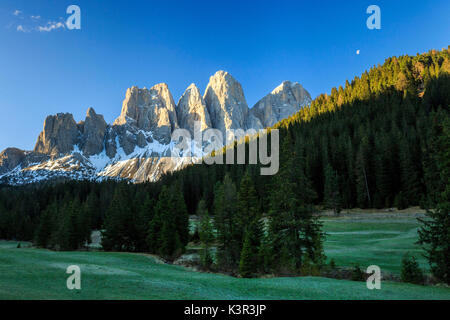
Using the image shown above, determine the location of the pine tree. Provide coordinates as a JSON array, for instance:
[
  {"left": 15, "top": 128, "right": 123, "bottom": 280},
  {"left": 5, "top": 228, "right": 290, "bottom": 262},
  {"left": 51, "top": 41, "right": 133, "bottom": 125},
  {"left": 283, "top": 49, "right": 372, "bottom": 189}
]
[
  {"left": 418, "top": 117, "right": 450, "bottom": 284},
  {"left": 267, "top": 134, "right": 297, "bottom": 272},
  {"left": 102, "top": 184, "right": 131, "bottom": 251},
  {"left": 173, "top": 182, "right": 189, "bottom": 247},
  {"left": 401, "top": 254, "right": 424, "bottom": 284},
  {"left": 267, "top": 135, "right": 324, "bottom": 273},
  {"left": 85, "top": 191, "right": 100, "bottom": 229},
  {"left": 422, "top": 112, "right": 445, "bottom": 206},
  {"left": 214, "top": 174, "right": 239, "bottom": 271},
  {"left": 141, "top": 194, "right": 156, "bottom": 223},
  {"left": 237, "top": 171, "right": 262, "bottom": 252},
  {"left": 147, "top": 186, "right": 169, "bottom": 254},
  {"left": 399, "top": 136, "right": 422, "bottom": 207},
  {"left": 198, "top": 199, "right": 214, "bottom": 269},
  {"left": 147, "top": 185, "right": 187, "bottom": 260},
  {"left": 147, "top": 209, "right": 162, "bottom": 253},
  {"left": 80, "top": 198, "right": 93, "bottom": 245},
  {"left": 137, "top": 194, "right": 155, "bottom": 251},
  {"left": 323, "top": 164, "right": 342, "bottom": 215},
  {"left": 239, "top": 217, "right": 263, "bottom": 277},
  {"left": 35, "top": 201, "right": 57, "bottom": 248},
  {"left": 355, "top": 135, "right": 372, "bottom": 208},
  {"left": 374, "top": 133, "right": 396, "bottom": 208},
  {"left": 239, "top": 233, "right": 255, "bottom": 278},
  {"left": 159, "top": 213, "right": 182, "bottom": 260},
  {"left": 58, "top": 199, "right": 83, "bottom": 251},
  {"left": 100, "top": 184, "right": 147, "bottom": 252}
]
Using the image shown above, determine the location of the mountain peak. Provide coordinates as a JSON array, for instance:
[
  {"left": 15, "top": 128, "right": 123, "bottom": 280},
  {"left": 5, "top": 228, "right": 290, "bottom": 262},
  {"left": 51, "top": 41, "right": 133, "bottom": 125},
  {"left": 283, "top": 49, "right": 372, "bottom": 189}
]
[
  {"left": 0, "top": 72, "right": 311, "bottom": 184},
  {"left": 86, "top": 107, "right": 97, "bottom": 117},
  {"left": 271, "top": 81, "right": 304, "bottom": 94},
  {"left": 186, "top": 83, "right": 199, "bottom": 90},
  {"left": 177, "top": 83, "right": 211, "bottom": 135},
  {"left": 151, "top": 82, "right": 170, "bottom": 91},
  {"left": 180, "top": 83, "right": 201, "bottom": 97},
  {"left": 208, "top": 70, "right": 240, "bottom": 87},
  {"left": 204, "top": 70, "right": 249, "bottom": 134},
  {"left": 81, "top": 107, "right": 107, "bottom": 156},
  {"left": 0, "top": 147, "right": 26, "bottom": 175},
  {"left": 212, "top": 70, "right": 229, "bottom": 77},
  {"left": 34, "top": 113, "right": 78, "bottom": 156},
  {"left": 250, "top": 81, "right": 312, "bottom": 128}
]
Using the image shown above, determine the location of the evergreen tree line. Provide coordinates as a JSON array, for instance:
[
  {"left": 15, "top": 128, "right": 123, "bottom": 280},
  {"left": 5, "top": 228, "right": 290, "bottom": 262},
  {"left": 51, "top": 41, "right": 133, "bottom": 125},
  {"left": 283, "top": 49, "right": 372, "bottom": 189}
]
[
  {"left": 0, "top": 180, "right": 119, "bottom": 243},
  {"left": 162, "top": 48, "right": 450, "bottom": 214},
  {"left": 197, "top": 164, "right": 324, "bottom": 277},
  {"left": 101, "top": 182, "right": 189, "bottom": 260}
]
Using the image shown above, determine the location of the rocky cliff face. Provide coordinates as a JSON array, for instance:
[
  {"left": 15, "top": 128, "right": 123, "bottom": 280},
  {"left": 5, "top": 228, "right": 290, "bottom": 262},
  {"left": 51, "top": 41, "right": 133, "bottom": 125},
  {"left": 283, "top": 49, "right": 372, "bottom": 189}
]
[
  {"left": 80, "top": 108, "right": 107, "bottom": 156},
  {"left": 0, "top": 71, "right": 311, "bottom": 185},
  {"left": 250, "top": 81, "right": 312, "bottom": 128},
  {"left": 204, "top": 71, "right": 251, "bottom": 135},
  {"left": 34, "top": 113, "right": 79, "bottom": 156},
  {"left": 177, "top": 83, "right": 211, "bottom": 136},
  {"left": 0, "top": 148, "right": 26, "bottom": 175},
  {"left": 114, "top": 83, "right": 178, "bottom": 144}
]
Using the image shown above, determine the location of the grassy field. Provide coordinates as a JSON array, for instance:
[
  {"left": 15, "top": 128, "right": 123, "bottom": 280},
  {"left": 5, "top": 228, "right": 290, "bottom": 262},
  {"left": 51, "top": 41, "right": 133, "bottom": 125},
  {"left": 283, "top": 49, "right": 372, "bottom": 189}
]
[
  {"left": 0, "top": 211, "right": 449, "bottom": 300},
  {"left": 322, "top": 211, "right": 428, "bottom": 274}
]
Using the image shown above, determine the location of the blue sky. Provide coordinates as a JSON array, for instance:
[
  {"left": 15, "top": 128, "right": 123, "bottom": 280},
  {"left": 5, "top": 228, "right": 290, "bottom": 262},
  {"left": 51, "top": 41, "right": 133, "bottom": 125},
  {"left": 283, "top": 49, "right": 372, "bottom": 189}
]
[{"left": 0, "top": 0, "right": 449, "bottom": 151}]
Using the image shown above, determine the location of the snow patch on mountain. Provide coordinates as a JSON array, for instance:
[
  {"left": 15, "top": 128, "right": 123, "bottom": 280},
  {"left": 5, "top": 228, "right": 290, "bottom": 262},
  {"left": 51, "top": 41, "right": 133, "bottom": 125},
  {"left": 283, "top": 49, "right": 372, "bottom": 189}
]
[{"left": 0, "top": 71, "right": 311, "bottom": 185}]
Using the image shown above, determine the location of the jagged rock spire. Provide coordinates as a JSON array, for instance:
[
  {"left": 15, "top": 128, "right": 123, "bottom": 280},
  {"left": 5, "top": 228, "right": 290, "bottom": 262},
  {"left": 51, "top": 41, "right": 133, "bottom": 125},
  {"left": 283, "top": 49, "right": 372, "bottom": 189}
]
[
  {"left": 177, "top": 83, "right": 211, "bottom": 136},
  {"left": 203, "top": 70, "right": 250, "bottom": 135},
  {"left": 250, "top": 80, "right": 311, "bottom": 128},
  {"left": 34, "top": 113, "right": 78, "bottom": 156},
  {"left": 80, "top": 107, "right": 107, "bottom": 156}
]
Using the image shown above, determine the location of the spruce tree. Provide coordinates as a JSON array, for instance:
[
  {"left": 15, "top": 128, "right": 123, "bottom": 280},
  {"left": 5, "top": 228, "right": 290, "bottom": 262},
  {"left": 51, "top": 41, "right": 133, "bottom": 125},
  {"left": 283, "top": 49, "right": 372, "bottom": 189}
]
[
  {"left": 35, "top": 201, "right": 57, "bottom": 248},
  {"left": 159, "top": 213, "right": 182, "bottom": 260},
  {"left": 173, "top": 182, "right": 189, "bottom": 247},
  {"left": 355, "top": 135, "right": 372, "bottom": 208},
  {"left": 324, "top": 164, "right": 342, "bottom": 215},
  {"left": 239, "top": 233, "right": 255, "bottom": 278},
  {"left": 102, "top": 184, "right": 131, "bottom": 251},
  {"left": 147, "top": 186, "right": 169, "bottom": 255},
  {"left": 85, "top": 191, "right": 99, "bottom": 229},
  {"left": 422, "top": 112, "right": 445, "bottom": 206},
  {"left": 399, "top": 137, "right": 422, "bottom": 207},
  {"left": 214, "top": 174, "right": 239, "bottom": 271},
  {"left": 147, "top": 185, "right": 187, "bottom": 260},
  {"left": 147, "top": 209, "right": 162, "bottom": 253},
  {"left": 237, "top": 171, "right": 262, "bottom": 252},
  {"left": 267, "top": 134, "right": 297, "bottom": 272},
  {"left": 401, "top": 254, "right": 424, "bottom": 284},
  {"left": 418, "top": 117, "right": 450, "bottom": 284},
  {"left": 80, "top": 198, "right": 93, "bottom": 245},
  {"left": 198, "top": 199, "right": 214, "bottom": 269},
  {"left": 141, "top": 194, "right": 156, "bottom": 223},
  {"left": 137, "top": 194, "right": 155, "bottom": 251},
  {"left": 267, "top": 135, "right": 324, "bottom": 273},
  {"left": 58, "top": 200, "right": 83, "bottom": 251}
]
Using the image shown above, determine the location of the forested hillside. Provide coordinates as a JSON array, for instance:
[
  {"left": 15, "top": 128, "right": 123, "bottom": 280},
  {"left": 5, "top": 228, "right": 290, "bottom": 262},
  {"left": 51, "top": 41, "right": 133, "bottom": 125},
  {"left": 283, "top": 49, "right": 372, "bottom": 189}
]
[{"left": 169, "top": 47, "right": 450, "bottom": 213}]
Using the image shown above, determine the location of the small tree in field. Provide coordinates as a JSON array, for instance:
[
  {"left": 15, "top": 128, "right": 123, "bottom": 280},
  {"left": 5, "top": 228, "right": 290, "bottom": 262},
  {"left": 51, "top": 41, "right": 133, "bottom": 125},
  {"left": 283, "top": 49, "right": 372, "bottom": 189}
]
[
  {"left": 401, "top": 254, "right": 424, "bottom": 284},
  {"left": 239, "top": 233, "right": 254, "bottom": 278}
]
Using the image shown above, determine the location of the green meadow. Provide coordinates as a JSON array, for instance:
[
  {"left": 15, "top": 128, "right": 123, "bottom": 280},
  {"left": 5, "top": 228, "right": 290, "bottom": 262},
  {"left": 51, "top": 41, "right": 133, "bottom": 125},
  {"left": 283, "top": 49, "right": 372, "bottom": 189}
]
[
  {"left": 322, "top": 212, "right": 428, "bottom": 274},
  {"left": 0, "top": 211, "right": 449, "bottom": 300}
]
